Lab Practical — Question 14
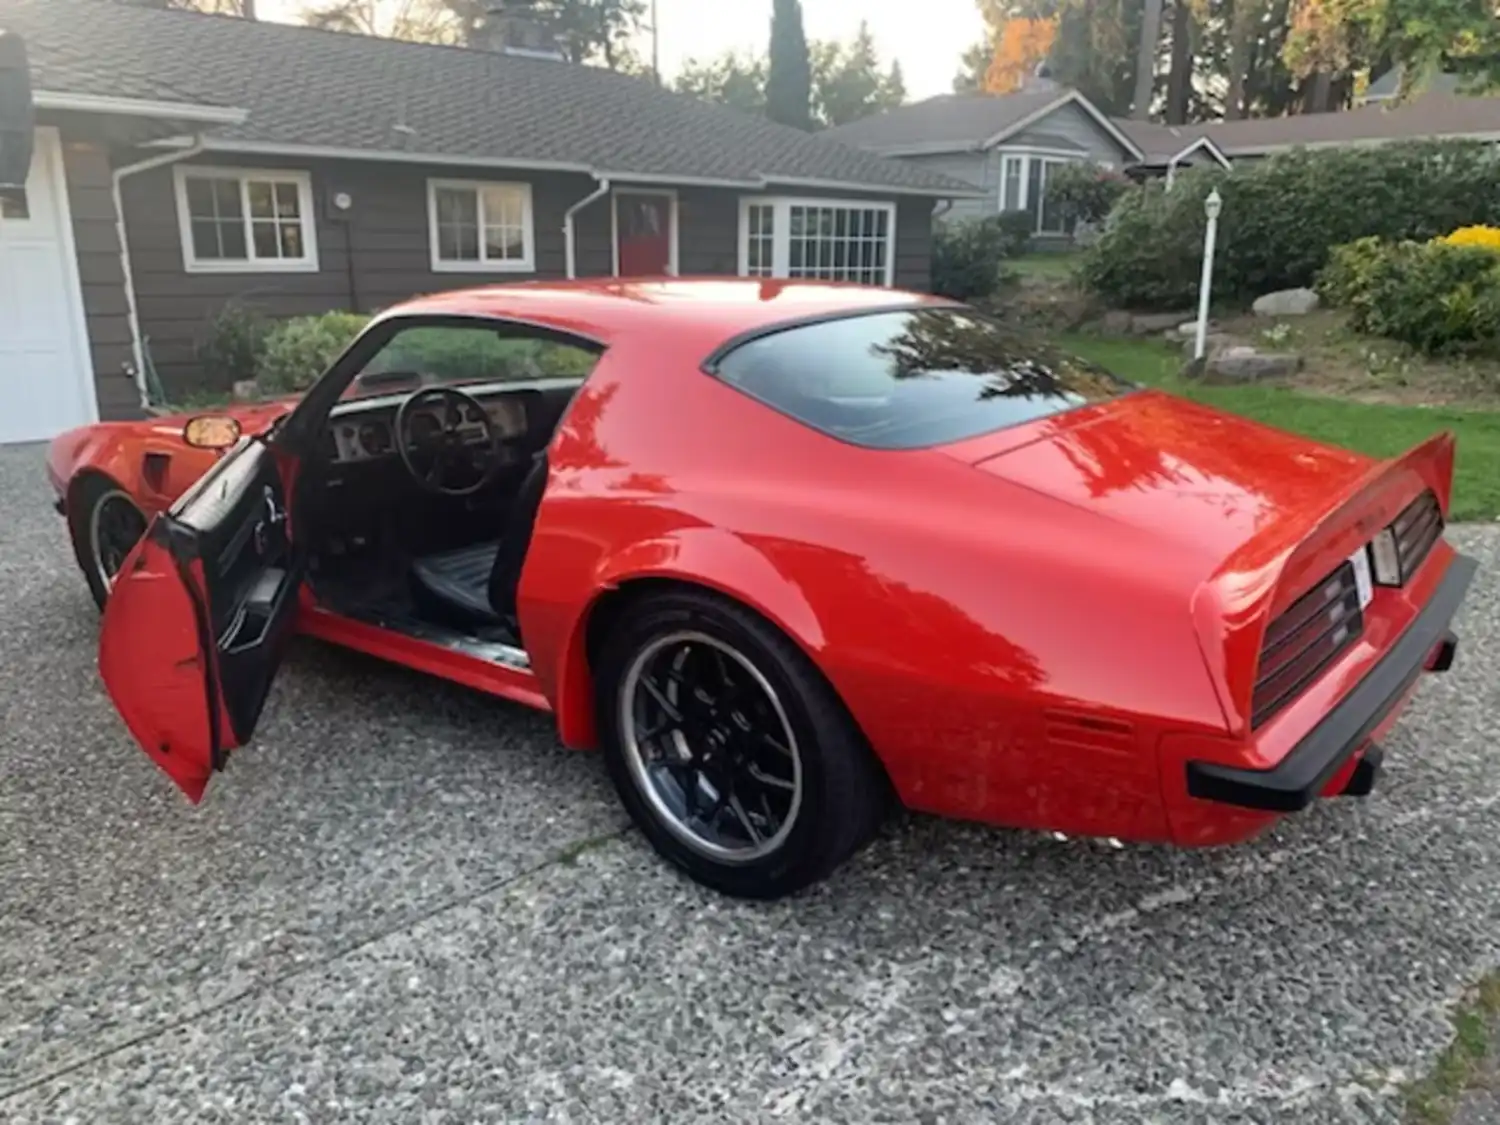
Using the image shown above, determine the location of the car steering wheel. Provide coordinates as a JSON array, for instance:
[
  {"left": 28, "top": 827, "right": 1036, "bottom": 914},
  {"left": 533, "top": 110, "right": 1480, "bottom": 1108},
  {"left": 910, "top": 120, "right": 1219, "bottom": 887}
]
[{"left": 394, "top": 387, "right": 505, "bottom": 497}]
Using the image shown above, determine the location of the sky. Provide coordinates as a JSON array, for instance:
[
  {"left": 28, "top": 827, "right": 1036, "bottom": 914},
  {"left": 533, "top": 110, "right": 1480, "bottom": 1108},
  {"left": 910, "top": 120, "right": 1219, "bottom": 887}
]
[{"left": 254, "top": 0, "right": 985, "bottom": 102}]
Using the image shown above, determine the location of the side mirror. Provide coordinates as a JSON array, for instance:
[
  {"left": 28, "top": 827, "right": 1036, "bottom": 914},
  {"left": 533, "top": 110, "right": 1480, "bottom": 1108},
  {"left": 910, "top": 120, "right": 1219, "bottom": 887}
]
[
  {"left": 0, "top": 32, "right": 35, "bottom": 200},
  {"left": 183, "top": 415, "right": 243, "bottom": 450}
]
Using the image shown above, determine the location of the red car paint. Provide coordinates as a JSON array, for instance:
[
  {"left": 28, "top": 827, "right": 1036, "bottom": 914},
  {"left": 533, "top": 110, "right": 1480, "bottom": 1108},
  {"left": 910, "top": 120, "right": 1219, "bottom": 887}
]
[{"left": 57, "top": 279, "right": 1470, "bottom": 848}]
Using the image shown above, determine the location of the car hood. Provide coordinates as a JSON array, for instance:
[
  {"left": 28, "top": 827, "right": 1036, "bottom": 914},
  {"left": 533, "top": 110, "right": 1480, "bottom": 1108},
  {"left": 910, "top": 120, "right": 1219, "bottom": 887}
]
[{"left": 947, "top": 389, "right": 1374, "bottom": 569}]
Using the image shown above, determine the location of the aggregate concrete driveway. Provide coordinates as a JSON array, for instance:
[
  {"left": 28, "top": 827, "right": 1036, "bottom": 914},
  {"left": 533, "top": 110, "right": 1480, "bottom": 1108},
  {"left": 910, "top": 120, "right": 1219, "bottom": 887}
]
[{"left": 2, "top": 440, "right": 1499, "bottom": 1125}]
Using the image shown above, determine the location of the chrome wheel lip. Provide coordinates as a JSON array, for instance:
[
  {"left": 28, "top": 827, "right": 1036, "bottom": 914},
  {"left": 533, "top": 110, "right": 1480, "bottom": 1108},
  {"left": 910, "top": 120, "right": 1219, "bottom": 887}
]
[
  {"left": 619, "top": 629, "right": 804, "bottom": 865},
  {"left": 88, "top": 489, "right": 147, "bottom": 593}
]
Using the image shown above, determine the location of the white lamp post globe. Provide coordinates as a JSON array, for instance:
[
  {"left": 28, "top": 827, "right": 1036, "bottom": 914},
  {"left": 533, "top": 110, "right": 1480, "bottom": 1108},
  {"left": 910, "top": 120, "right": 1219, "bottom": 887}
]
[{"left": 1205, "top": 188, "right": 1223, "bottom": 220}]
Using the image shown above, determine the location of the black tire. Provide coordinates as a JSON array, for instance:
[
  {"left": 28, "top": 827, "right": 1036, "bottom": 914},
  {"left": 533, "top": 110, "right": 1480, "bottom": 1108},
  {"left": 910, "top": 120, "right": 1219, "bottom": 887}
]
[
  {"left": 595, "top": 587, "right": 889, "bottom": 899},
  {"left": 67, "top": 474, "right": 148, "bottom": 612}
]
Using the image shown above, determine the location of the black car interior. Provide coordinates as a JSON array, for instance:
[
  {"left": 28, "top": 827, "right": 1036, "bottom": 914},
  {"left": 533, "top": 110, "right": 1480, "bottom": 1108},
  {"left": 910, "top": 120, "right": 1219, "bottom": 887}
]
[{"left": 297, "top": 322, "right": 602, "bottom": 653}]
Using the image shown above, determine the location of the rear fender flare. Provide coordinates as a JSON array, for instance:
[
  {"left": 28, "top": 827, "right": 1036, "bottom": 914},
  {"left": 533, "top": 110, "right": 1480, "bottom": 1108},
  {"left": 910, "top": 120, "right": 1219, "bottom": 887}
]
[{"left": 547, "top": 529, "right": 827, "bottom": 749}]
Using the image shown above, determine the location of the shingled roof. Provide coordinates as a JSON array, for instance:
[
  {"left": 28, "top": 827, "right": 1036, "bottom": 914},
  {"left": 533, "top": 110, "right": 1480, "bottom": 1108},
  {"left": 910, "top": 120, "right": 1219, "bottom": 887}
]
[{"left": 1, "top": 0, "right": 977, "bottom": 197}]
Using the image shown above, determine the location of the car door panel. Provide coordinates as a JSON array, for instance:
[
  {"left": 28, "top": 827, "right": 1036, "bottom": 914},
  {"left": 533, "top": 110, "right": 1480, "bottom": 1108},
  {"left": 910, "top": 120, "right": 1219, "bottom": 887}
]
[{"left": 99, "top": 438, "right": 301, "bottom": 801}]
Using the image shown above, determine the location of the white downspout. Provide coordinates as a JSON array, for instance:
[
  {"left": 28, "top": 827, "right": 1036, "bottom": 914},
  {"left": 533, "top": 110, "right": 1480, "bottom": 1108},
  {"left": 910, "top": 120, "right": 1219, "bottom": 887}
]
[
  {"left": 563, "top": 175, "right": 611, "bottom": 280},
  {"left": 112, "top": 137, "right": 206, "bottom": 409}
]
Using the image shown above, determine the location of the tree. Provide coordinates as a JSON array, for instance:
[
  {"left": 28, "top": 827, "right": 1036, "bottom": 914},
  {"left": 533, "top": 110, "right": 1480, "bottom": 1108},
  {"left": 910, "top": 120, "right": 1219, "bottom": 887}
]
[
  {"left": 1132, "top": 0, "right": 1164, "bottom": 117},
  {"left": 953, "top": 41, "right": 992, "bottom": 92},
  {"left": 441, "top": 0, "right": 645, "bottom": 69},
  {"left": 1284, "top": 0, "right": 1499, "bottom": 100},
  {"left": 1164, "top": 0, "right": 1195, "bottom": 122},
  {"left": 301, "top": 0, "right": 457, "bottom": 41},
  {"left": 674, "top": 51, "right": 768, "bottom": 115},
  {"left": 117, "top": 0, "right": 258, "bottom": 14},
  {"left": 811, "top": 22, "right": 906, "bottom": 127},
  {"left": 766, "top": 0, "right": 813, "bottom": 129},
  {"left": 676, "top": 29, "right": 906, "bottom": 130},
  {"left": 983, "top": 16, "right": 1057, "bottom": 93}
]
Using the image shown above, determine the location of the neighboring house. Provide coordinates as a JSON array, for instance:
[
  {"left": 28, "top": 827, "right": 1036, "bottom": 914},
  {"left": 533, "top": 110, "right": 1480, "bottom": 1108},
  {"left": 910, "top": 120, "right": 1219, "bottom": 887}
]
[
  {"left": 829, "top": 69, "right": 1500, "bottom": 233},
  {"left": 820, "top": 78, "right": 1156, "bottom": 232},
  {"left": 0, "top": 0, "right": 975, "bottom": 443},
  {"left": 822, "top": 77, "right": 1231, "bottom": 233}
]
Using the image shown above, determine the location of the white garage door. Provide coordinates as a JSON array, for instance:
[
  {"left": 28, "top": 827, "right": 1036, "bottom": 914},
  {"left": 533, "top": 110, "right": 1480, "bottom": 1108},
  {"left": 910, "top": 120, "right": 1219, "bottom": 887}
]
[{"left": 0, "top": 127, "right": 95, "bottom": 445}]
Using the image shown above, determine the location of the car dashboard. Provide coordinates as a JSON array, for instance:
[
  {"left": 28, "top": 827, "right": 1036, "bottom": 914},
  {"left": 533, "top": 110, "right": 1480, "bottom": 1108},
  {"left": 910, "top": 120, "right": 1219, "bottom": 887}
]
[{"left": 322, "top": 394, "right": 528, "bottom": 465}]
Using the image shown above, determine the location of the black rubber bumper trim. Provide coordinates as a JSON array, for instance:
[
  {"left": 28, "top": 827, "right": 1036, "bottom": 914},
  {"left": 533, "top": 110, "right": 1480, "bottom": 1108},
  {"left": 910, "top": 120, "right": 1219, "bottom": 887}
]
[{"left": 1186, "top": 553, "right": 1478, "bottom": 813}]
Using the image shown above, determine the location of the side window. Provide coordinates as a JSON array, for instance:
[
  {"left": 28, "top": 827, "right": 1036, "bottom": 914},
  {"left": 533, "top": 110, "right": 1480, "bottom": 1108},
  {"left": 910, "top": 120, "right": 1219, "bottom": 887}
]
[{"left": 346, "top": 322, "right": 600, "bottom": 399}]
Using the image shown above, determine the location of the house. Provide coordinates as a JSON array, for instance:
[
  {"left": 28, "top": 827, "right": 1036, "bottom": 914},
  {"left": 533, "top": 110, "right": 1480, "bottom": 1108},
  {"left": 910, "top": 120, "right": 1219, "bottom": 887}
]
[
  {"left": 821, "top": 75, "right": 1231, "bottom": 235},
  {"left": 828, "top": 70, "right": 1500, "bottom": 232},
  {"left": 0, "top": 0, "right": 975, "bottom": 444}
]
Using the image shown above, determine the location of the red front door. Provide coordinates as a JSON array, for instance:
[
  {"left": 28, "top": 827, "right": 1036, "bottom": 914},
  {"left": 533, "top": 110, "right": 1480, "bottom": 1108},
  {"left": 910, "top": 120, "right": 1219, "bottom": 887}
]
[{"left": 616, "top": 192, "right": 674, "bottom": 277}]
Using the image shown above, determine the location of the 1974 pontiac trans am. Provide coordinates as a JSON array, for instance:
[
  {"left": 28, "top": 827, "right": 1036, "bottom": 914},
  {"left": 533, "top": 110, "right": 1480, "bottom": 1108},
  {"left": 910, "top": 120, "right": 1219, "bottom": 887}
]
[{"left": 47, "top": 279, "right": 1477, "bottom": 899}]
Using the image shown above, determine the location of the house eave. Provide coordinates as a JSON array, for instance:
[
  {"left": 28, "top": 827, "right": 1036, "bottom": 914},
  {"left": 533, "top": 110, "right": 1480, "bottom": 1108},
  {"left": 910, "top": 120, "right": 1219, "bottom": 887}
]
[
  {"left": 1218, "top": 129, "right": 1500, "bottom": 156},
  {"left": 141, "top": 136, "right": 981, "bottom": 199},
  {"left": 33, "top": 90, "right": 248, "bottom": 125}
]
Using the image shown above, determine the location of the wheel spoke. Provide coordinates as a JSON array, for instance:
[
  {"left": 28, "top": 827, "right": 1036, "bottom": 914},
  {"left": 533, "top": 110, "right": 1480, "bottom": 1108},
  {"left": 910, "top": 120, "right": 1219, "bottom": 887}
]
[
  {"left": 744, "top": 762, "right": 795, "bottom": 792},
  {"left": 640, "top": 674, "right": 682, "bottom": 723},
  {"left": 728, "top": 794, "right": 763, "bottom": 844}
]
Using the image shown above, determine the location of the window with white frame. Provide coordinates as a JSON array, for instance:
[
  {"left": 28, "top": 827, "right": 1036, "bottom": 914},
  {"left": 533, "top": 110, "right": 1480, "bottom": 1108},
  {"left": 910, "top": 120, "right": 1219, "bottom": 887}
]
[
  {"left": 997, "top": 152, "right": 1076, "bottom": 235},
  {"left": 428, "top": 180, "right": 535, "bottom": 272},
  {"left": 174, "top": 167, "right": 318, "bottom": 272},
  {"left": 740, "top": 198, "right": 895, "bottom": 286}
]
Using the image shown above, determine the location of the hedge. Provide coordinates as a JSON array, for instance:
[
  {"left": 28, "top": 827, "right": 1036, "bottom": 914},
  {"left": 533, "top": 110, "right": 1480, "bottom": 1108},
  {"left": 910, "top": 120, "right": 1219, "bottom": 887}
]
[{"left": 1080, "top": 140, "right": 1500, "bottom": 311}]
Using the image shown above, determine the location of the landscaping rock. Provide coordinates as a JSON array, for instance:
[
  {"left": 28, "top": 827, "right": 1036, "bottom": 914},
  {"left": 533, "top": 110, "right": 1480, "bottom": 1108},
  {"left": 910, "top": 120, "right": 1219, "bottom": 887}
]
[
  {"left": 1129, "top": 311, "right": 1195, "bottom": 335},
  {"left": 1101, "top": 310, "right": 1133, "bottom": 334},
  {"left": 231, "top": 380, "right": 260, "bottom": 401},
  {"left": 1180, "top": 332, "right": 1237, "bottom": 358},
  {"left": 1252, "top": 287, "right": 1320, "bottom": 317},
  {"left": 1202, "top": 347, "right": 1302, "bottom": 382}
]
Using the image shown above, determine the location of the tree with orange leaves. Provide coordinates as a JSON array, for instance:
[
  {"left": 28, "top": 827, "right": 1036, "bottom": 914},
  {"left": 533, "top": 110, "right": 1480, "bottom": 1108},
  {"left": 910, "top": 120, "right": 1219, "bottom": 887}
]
[{"left": 983, "top": 16, "right": 1058, "bottom": 93}]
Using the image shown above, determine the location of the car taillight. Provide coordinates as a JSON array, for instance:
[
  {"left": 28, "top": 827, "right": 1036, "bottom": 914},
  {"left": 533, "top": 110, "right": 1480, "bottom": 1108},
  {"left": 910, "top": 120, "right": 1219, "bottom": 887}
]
[{"left": 1374, "top": 491, "right": 1443, "bottom": 586}]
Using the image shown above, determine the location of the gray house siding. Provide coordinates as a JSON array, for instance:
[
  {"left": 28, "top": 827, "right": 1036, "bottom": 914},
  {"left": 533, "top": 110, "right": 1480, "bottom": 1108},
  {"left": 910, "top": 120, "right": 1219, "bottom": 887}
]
[
  {"left": 1008, "top": 102, "right": 1131, "bottom": 166},
  {"left": 119, "top": 153, "right": 933, "bottom": 397},
  {"left": 895, "top": 151, "right": 997, "bottom": 220},
  {"left": 57, "top": 137, "right": 143, "bottom": 421}
]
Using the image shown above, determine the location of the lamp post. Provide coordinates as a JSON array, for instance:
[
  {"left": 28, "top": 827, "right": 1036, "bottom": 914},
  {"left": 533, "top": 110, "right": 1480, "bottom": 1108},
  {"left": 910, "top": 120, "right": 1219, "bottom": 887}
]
[{"left": 1194, "top": 188, "right": 1223, "bottom": 362}]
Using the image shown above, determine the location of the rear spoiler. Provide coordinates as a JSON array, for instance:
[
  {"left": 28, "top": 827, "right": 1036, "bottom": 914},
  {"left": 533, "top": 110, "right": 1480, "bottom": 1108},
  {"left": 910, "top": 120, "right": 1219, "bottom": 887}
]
[{"left": 1192, "top": 431, "right": 1457, "bottom": 733}]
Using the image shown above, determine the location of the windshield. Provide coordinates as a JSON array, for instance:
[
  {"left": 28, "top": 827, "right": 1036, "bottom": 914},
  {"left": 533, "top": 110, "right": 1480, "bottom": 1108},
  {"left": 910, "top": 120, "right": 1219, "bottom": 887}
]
[
  {"left": 709, "top": 307, "right": 1131, "bottom": 450},
  {"left": 342, "top": 323, "right": 602, "bottom": 401}
]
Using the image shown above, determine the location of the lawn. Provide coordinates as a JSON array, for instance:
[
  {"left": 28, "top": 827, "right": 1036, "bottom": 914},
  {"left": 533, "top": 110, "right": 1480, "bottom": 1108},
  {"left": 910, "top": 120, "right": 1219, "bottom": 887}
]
[
  {"left": 1009, "top": 252, "right": 1081, "bottom": 279},
  {"left": 1061, "top": 335, "right": 1500, "bottom": 522}
]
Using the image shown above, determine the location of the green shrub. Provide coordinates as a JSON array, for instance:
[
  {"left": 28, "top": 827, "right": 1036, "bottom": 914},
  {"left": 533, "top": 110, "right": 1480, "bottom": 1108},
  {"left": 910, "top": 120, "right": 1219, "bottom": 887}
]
[
  {"left": 1078, "top": 173, "right": 1220, "bottom": 309},
  {"left": 1045, "top": 161, "right": 1131, "bottom": 233},
  {"left": 1317, "top": 236, "right": 1388, "bottom": 307},
  {"left": 258, "top": 311, "right": 371, "bottom": 393},
  {"left": 196, "top": 300, "right": 271, "bottom": 387},
  {"left": 366, "top": 326, "right": 598, "bottom": 384},
  {"left": 932, "top": 216, "right": 1020, "bottom": 301},
  {"left": 1338, "top": 239, "right": 1500, "bottom": 356},
  {"left": 1081, "top": 140, "right": 1500, "bottom": 311},
  {"left": 995, "top": 210, "right": 1035, "bottom": 256}
]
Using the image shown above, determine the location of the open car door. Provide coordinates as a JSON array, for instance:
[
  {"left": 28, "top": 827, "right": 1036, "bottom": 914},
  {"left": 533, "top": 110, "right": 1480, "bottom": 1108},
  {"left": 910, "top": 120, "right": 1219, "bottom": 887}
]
[{"left": 98, "top": 439, "right": 302, "bottom": 802}]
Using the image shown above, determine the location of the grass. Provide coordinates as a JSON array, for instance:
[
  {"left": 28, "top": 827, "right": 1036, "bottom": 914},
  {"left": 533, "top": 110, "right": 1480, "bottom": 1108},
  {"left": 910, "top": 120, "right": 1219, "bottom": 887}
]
[
  {"left": 1009, "top": 252, "right": 1081, "bottom": 279},
  {"left": 1062, "top": 334, "right": 1500, "bottom": 522},
  {"left": 1404, "top": 973, "right": 1500, "bottom": 1124}
]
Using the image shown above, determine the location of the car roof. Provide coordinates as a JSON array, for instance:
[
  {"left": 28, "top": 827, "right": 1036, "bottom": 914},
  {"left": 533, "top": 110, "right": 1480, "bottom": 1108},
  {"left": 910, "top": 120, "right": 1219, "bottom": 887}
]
[{"left": 383, "top": 278, "right": 955, "bottom": 349}]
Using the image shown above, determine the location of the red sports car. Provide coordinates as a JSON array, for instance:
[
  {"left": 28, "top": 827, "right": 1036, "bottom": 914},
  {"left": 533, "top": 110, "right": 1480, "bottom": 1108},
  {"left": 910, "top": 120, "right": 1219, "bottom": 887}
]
[{"left": 47, "top": 279, "right": 1476, "bottom": 899}]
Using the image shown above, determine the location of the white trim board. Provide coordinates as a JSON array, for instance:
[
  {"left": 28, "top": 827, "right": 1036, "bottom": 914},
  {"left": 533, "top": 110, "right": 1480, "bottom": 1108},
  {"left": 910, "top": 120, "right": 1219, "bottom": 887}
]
[{"left": 139, "top": 137, "right": 982, "bottom": 199}]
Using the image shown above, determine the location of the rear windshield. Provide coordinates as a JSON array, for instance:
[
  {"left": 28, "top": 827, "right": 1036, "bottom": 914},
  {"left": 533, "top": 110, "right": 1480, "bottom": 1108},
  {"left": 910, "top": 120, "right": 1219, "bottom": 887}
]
[{"left": 709, "top": 307, "right": 1130, "bottom": 450}]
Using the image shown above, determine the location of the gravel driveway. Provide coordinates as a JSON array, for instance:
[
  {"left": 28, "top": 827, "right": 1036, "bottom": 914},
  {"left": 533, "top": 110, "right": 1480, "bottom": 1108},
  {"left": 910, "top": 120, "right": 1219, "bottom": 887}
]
[{"left": 3, "top": 439, "right": 1498, "bottom": 1124}]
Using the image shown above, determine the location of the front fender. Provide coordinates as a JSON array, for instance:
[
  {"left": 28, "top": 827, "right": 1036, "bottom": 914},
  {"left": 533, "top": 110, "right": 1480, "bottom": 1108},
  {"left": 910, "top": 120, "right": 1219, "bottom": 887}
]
[{"left": 541, "top": 527, "right": 827, "bottom": 750}]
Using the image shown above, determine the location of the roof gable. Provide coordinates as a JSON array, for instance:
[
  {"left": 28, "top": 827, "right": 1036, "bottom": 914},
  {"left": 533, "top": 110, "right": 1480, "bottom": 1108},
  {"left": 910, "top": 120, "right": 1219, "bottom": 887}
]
[
  {"left": 3, "top": 0, "right": 976, "bottom": 197},
  {"left": 823, "top": 86, "right": 1144, "bottom": 162}
]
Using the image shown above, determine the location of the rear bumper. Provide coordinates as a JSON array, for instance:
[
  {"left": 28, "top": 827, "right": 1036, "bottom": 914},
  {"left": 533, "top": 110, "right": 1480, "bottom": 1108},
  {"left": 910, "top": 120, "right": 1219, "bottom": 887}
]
[{"left": 1184, "top": 553, "right": 1477, "bottom": 813}]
